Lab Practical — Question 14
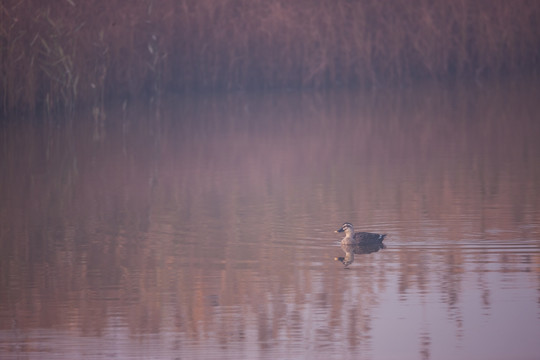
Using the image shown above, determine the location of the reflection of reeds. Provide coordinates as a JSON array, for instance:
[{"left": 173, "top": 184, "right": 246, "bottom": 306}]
[
  {"left": 1, "top": 80, "right": 540, "bottom": 345},
  {"left": 1, "top": 0, "right": 540, "bottom": 115}
]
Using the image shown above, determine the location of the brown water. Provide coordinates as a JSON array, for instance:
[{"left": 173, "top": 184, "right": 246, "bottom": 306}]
[{"left": 1, "top": 81, "right": 539, "bottom": 359}]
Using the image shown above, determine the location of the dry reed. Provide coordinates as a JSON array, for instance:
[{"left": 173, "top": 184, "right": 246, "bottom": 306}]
[{"left": 1, "top": 0, "right": 539, "bottom": 116}]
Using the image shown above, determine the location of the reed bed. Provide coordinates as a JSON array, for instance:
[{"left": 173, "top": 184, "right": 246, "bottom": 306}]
[{"left": 1, "top": 0, "right": 539, "bottom": 115}]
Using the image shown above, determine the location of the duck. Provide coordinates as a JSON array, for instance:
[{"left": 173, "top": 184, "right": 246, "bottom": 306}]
[{"left": 335, "top": 222, "right": 386, "bottom": 246}]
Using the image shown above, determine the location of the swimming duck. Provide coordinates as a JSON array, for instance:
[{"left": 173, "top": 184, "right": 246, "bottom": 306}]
[{"left": 335, "top": 222, "right": 386, "bottom": 245}]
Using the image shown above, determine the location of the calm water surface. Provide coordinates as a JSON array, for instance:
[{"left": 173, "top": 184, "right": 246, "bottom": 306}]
[{"left": 1, "top": 81, "right": 539, "bottom": 359}]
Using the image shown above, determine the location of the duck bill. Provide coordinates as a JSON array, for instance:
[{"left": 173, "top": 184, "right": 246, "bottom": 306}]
[{"left": 335, "top": 228, "right": 344, "bottom": 233}]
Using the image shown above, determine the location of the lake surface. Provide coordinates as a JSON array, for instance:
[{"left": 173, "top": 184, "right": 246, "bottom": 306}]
[{"left": 1, "top": 80, "right": 539, "bottom": 359}]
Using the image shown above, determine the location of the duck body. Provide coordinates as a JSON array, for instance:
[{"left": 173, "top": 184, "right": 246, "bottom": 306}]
[{"left": 335, "top": 222, "right": 386, "bottom": 246}]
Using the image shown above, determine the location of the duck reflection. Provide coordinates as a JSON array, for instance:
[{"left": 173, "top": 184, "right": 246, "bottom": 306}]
[{"left": 334, "top": 242, "right": 386, "bottom": 267}]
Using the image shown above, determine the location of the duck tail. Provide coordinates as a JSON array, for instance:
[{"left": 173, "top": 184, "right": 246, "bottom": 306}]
[{"left": 379, "top": 234, "right": 387, "bottom": 241}]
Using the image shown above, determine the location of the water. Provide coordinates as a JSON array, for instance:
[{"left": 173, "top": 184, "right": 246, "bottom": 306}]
[{"left": 1, "top": 80, "right": 539, "bottom": 359}]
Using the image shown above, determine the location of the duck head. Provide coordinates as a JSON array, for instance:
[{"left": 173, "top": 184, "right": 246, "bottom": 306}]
[{"left": 335, "top": 222, "right": 354, "bottom": 236}]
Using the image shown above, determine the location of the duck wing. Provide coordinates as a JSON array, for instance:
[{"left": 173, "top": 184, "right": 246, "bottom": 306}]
[{"left": 353, "top": 232, "right": 386, "bottom": 244}]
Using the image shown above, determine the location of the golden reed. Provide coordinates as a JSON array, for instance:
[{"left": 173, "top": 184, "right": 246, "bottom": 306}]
[{"left": 1, "top": 0, "right": 539, "bottom": 115}]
